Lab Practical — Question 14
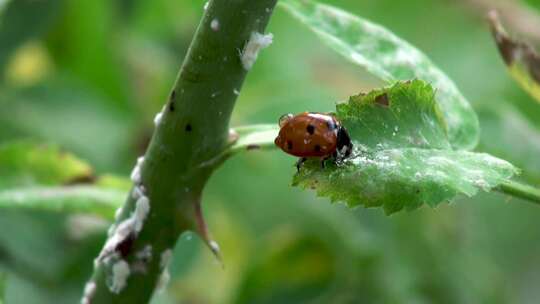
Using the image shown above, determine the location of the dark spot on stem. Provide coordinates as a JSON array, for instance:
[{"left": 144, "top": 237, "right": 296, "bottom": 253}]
[
  {"left": 169, "top": 90, "right": 176, "bottom": 112},
  {"left": 116, "top": 233, "right": 136, "bottom": 257},
  {"left": 306, "top": 124, "right": 315, "bottom": 135},
  {"left": 185, "top": 124, "right": 192, "bottom": 132},
  {"left": 246, "top": 144, "right": 260, "bottom": 150},
  {"left": 375, "top": 93, "right": 390, "bottom": 107},
  {"left": 287, "top": 141, "right": 293, "bottom": 150}
]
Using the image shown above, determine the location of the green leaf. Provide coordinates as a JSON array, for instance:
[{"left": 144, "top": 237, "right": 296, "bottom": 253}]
[
  {"left": 279, "top": 0, "right": 479, "bottom": 150},
  {"left": 0, "top": 186, "right": 123, "bottom": 220},
  {"left": 478, "top": 105, "right": 540, "bottom": 184},
  {"left": 231, "top": 124, "right": 279, "bottom": 153},
  {"left": 0, "top": 0, "right": 61, "bottom": 73},
  {"left": 293, "top": 81, "right": 518, "bottom": 214},
  {"left": 0, "top": 141, "right": 93, "bottom": 188},
  {"left": 0, "top": 141, "right": 124, "bottom": 218},
  {"left": 488, "top": 11, "right": 540, "bottom": 104}
]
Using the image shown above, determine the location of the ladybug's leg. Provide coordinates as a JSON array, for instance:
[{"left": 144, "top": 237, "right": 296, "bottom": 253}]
[
  {"left": 320, "top": 155, "right": 332, "bottom": 169},
  {"left": 296, "top": 157, "right": 307, "bottom": 172}
]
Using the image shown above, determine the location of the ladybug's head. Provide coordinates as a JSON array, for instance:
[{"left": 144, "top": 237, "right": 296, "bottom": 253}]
[{"left": 278, "top": 113, "right": 293, "bottom": 128}]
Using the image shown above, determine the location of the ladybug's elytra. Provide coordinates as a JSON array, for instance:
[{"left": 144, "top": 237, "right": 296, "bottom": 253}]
[{"left": 274, "top": 112, "right": 353, "bottom": 170}]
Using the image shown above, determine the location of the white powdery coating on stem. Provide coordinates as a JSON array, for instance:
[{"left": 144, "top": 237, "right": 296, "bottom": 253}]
[
  {"left": 240, "top": 32, "right": 273, "bottom": 70},
  {"left": 97, "top": 194, "right": 151, "bottom": 262},
  {"left": 130, "top": 156, "right": 145, "bottom": 184},
  {"left": 160, "top": 249, "right": 173, "bottom": 269},
  {"left": 210, "top": 18, "right": 220, "bottom": 31},
  {"left": 114, "top": 206, "right": 123, "bottom": 221},
  {"left": 156, "top": 249, "right": 173, "bottom": 292},
  {"left": 134, "top": 195, "right": 150, "bottom": 233},
  {"left": 132, "top": 184, "right": 145, "bottom": 199},
  {"left": 154, "top": 105, "right": 166, "bottom": 127},
  {"left": 136, "top": 245, "right": 153, "bottom": 260},
  {"left": 156, "top": 269, "right": 171, "bottom": 293},
  {"left": 110, "top": 259, "right": 130, "bottom": 294},
  {"left": 81, "top": 281, "right": 96, "bottom": 304}
]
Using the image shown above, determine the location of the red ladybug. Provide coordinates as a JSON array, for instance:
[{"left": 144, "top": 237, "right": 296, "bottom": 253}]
[{"left": 274, "top": 112, "right": 353, "bottom": 170}]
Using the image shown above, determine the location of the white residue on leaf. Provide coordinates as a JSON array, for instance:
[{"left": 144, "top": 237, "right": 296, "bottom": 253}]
[
  {"left": 110, "top": 259, "right": 130, "bottom": 294},
  {"left": 210, "top": 18, "right": 220, "bottom": 31},
  {"left": 240, "top": 32, "right": 273, "bottom": 70},
  {"left": 474, "top": 179, "right": 490, "bottom": 190},
  {"left": 81, "top": 281, "right": 96, "bottom": 304},
  {"left": 130, "top": 156, "right": 145, "bottom": 184},
  {"left": 233, "top": 89, "right": 240, "bottom": 95}
]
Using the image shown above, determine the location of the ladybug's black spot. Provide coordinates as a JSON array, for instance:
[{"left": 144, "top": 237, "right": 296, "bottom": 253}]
[
  {"left": 314, "top": 145, "right": 321, "bottom": 152},
  {"left": 375, "top": 93, "right": 390, "bottom": 107},
  {"left": 185, "top": 124, "right": 192, "bottom": 132},
  {"left": 287, "top": 141, "right": 293, "bottom": 150},
  {"left": 306, "top": 124, "right": 315, "bottom": 135}
]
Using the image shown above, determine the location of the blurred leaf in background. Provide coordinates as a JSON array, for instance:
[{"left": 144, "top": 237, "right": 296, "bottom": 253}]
[{"left": 0, "top": 0, "right": 540, "bottom": 304}]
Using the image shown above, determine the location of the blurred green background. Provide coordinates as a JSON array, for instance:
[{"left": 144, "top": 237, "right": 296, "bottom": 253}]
[{"left": 1, "top": 0, "right": 540, "bottom": 303}]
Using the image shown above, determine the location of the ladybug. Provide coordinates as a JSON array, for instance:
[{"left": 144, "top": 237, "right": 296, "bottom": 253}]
[{"left": 274, "top": 112, "right": 353, "bottom": 170}]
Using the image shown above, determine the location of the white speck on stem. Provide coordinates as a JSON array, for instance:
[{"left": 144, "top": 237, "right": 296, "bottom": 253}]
[
  {"left": 233, "top": 89, "right": 240, "bottom": 95},
  {"left": 154, "top": 111, "right": 163, "bottom": 127},
  {"left": 156, "top": 269, "right": 171, "bottom": 293},
  {"left": 114, "top": 206, "right": 123, "bottom": 221},
  {"left": 134, "top": 196, "right": 150, "bottom": 233},
  {"left": 209, "top": 241, "right": 220, "bottom": 254},
  {"left": 136, "top": 245, "right": 153, "bottom": 260},
  {"left": 130, "top": 156, "right": 145, "bottom": 184},
  {"left": 160, "top": 249, "right": 173, "bottom": 269},
  {"left": 81, "top": 281, "right": 96, "bottom": 304},
  {"left": 210, "top": 18, "right": 220, "bottom": 31},
  {"left": 155, "top": 249, "right": 173, "bottom": 293},
  {"left": 203, "top": 1, "right": 209, "bottom": 10},
  {"left": 132, "top": 185, "right": 145, "bottom": 199},
  {"left": 240, "top": 32, "right": 273, "bottom": 70},
  {"left": 110, "top": 259, "right": 130, "bottom": 294}
]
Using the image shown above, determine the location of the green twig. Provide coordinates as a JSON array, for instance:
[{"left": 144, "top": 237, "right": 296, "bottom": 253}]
[
  {"left": 82, "top": 0, "right": 277, "bottom": 303},
  {"left": 496, "top": 180, "right": 540, "bottom": 205}
]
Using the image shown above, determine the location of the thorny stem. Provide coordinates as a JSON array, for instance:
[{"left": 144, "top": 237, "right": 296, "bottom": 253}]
[
  {"left": 496, "top": 180, "right": 540, "bottom": 205},
  {"left": 83, "top": 0, "right": 277, "bottom": 303}
]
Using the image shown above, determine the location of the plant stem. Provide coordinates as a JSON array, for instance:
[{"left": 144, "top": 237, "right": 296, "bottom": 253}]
[
  {"left": 84, "top": 0, "right": 277, "bottom": 303},
  {"left": 496, "top": 180, "right": 540, "bottom": 205}
]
